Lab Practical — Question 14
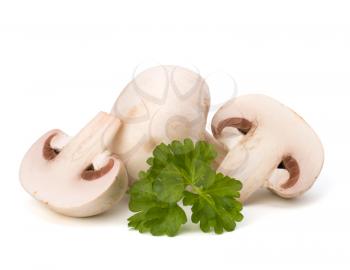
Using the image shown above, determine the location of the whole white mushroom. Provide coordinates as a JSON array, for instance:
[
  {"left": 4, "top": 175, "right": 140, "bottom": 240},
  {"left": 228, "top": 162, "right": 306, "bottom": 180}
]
[{"left": 110, "top": 65, "right": 212, "bottom": 182}]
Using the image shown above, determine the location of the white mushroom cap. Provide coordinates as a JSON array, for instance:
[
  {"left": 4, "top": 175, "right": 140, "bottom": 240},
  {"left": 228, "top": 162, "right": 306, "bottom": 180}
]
[
  {"left": 110, "top": 65, "right": 210, "bottom": 182},
  {"left": 20, "top": 112, "right": 128, "bottom": 217},
  {"left": 212, "top": 94, "right": 324, "bottom": 201}
]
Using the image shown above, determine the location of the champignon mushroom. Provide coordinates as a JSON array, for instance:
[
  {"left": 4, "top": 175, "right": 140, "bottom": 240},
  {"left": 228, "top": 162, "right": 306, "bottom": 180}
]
[
  {"left": 211, "top": 94, "right": 324, "bottom": 202},
  {"left": 20, "top": 112, "right": 129, "bottom": 217},
  {"left": 110, "top": 65, "right": 211, "bottom": 182}
]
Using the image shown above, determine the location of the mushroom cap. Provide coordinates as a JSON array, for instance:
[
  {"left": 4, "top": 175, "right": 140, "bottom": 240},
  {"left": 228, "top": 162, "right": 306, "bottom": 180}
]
[
  {"left": 110, "top": 65, "right": 210, "bottom": 181},
  {"left": 212, "top": 94, "right": 324, "bottom": 199},
  {"left": 20, "top": 112, "right": 129, "bottom": 217}
]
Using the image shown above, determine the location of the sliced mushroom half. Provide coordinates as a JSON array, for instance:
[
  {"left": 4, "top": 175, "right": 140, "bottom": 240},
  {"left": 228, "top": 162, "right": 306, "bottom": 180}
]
[
  {"left": 20, "top": 112, "right": 129, "bottom": 217},
  {"left": 212, "top": 94, "right": 324, "bottom": 201}
]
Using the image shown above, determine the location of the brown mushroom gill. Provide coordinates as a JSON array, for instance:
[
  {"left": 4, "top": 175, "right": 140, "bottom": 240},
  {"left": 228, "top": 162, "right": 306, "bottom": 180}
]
[
  {"left": 43, "top": 134, "right": 60, "bottom": 160},
  {"left": 212, "top": 117, "right": 253, "bottom": 136},
  {"left": 81, "top": 159, "right": 115, "bottom": 181},
  {"left": 279, "top": 156, "right": 300, "bottom": 189},
  {"left": 43, "top": 134, "right": 114, "bottom": 181},
  {"left": 213, "top": 118, "right": 300, "bottom": 189}
]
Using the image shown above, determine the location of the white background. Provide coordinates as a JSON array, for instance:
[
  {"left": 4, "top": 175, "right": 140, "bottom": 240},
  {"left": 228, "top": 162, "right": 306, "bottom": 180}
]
[{"left": 0, "top": 0, "right": 349, "bottom": 269}]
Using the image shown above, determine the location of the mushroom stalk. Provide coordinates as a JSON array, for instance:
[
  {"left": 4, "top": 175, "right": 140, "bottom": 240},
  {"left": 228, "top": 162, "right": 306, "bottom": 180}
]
[
  {"left": 59, "top": 113, "right": 120, "bottom": 170},
  {"left": 204, "top": 131, "right": 228, "bottom": 169},
  {"left": 217, "top": 136, "right": 280, "bottom": 202}
]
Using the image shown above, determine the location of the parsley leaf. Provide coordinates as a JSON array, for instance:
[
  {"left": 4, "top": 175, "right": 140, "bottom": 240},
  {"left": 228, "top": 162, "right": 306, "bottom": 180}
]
[
  {"left": 183, "top": 173, "right": 243, "bottom": 234},
  {"left": 128, "top": 139, "right": 243, "bottom": 236}
]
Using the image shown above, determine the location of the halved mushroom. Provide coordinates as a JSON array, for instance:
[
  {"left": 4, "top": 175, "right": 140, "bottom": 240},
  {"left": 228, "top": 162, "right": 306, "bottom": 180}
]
[
  {"left": 20, "top": 112, "right": 128, "bottom": 217},
  {"left": 110, "top": 65, "right": 211, "bottom": 182},
  {"left": 211, "top": 94, "right": 324, "bottom": 202}
]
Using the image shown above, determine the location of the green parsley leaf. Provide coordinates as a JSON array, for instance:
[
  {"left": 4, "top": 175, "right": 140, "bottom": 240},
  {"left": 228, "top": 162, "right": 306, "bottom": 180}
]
[
  {"left": 144, "top": 205, "right": 187, "bottom": 236},
  {"left": 128, "top": 139, "right": 244, "bottom": 236},
  {"left": 183, "top": 173, "right": 243, "bottom": 234},
  {"left": 153, "top": 164, "right": 185, "bottom": 203}
]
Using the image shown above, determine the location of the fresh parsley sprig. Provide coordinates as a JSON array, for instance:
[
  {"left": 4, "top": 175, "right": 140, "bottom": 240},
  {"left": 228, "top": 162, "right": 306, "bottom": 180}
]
[{"left": 128, "top": 139, "right": 243, "bottom": 236}]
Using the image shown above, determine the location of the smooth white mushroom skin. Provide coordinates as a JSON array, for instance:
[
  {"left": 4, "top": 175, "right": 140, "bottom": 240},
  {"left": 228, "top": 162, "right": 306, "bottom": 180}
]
[
  {"left": 20, "top": 112, "right": 129, "bottom": 217},
  {"left": 110, "top": 65, "right": 211, "bottom": 182},
  {"left": 212, "top": 95, "right": 324, "bottom": 202}
]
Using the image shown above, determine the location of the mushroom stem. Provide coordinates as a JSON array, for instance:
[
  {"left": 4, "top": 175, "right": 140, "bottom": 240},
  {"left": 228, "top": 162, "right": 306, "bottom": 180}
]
[
  {"left": 60, "top": 112, "right": 121, "bottom": 169},
  {"left": 204, "top": 132, "right": 228, "bottom": 169},
  {"left": 217, "top": 136, "right": 280, "bottom": 202}
]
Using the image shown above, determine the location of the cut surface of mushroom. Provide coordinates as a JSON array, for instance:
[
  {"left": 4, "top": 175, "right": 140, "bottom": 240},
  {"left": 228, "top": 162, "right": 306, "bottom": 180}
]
[
  {"left": 212, "top": 94, "right": 324, "bottom": 202},
  {"left": 110, "top": 65, "right": 211, "bottom": 182},
  {"left": 20, "top": 112, "right": 128, "bottom": 217}
]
